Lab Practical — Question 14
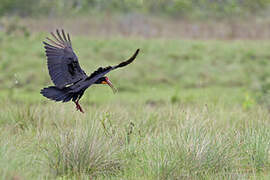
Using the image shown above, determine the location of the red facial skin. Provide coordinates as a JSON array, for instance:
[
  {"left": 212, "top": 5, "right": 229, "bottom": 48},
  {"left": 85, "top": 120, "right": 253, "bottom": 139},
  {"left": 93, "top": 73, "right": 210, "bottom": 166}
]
[{"left": 102, "top": 77, "right": 117, "bottom": 93}]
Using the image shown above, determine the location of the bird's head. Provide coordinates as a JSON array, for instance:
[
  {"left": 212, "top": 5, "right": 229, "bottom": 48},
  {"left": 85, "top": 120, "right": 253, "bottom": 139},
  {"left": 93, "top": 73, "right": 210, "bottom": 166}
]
[{"left": 95, "top": 76, "right": 117, "bottom": 93}]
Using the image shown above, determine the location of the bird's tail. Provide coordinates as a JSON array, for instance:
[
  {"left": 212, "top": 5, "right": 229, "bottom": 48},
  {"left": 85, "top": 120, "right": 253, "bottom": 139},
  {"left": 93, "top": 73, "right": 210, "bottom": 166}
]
[{"left": 40, "top": 86, "right": 74, "bottom": 102}]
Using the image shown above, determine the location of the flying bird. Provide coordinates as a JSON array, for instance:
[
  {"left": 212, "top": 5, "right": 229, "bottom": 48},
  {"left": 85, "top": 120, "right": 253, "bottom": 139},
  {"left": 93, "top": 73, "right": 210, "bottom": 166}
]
[{"left": 41, "top": 29, "right": 140, "bottom": 113}]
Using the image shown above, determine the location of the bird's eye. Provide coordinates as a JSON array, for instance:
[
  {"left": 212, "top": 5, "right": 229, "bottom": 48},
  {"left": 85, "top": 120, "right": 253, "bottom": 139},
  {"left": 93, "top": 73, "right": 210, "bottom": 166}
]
[{"left": 68, "top": 57, "right": 73, "bottom": 60}]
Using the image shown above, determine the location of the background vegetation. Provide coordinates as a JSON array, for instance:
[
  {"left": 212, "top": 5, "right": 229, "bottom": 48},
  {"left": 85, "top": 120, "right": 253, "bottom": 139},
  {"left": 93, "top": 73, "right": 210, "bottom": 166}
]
[
  {"left": 0, "top": 0, "right": 270, "bottom": 19},
  {"left": 0, "top": 34, "right": 270, "bottom": 179},
  {"left": 0, "top": 1, "right": 270, "bottom": 180}
]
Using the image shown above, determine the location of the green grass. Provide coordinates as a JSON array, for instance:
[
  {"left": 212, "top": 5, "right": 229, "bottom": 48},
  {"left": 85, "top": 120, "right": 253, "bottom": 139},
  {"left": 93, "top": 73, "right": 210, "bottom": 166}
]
[{"left": 0, "top": 33, "right": 270, "bottom": 179}]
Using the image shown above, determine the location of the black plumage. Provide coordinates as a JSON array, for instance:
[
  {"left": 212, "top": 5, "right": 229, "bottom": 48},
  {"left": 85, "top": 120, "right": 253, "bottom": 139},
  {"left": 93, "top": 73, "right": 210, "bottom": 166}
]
[{"left": 41, "top": 29, "right": 140, "bottom": 113}]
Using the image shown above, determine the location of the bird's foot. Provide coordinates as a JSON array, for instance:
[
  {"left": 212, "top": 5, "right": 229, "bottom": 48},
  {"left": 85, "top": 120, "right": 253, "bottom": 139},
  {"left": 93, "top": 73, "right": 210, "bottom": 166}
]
[{"left": 75, "top": 101, "right": 84, "bottom": 113}]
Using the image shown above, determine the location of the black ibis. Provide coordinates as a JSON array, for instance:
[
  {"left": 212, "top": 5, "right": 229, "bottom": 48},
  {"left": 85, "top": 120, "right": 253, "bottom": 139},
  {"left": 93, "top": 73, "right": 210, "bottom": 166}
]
[{"left": 41, "top": 29, "right": 140, "bottom": 113}]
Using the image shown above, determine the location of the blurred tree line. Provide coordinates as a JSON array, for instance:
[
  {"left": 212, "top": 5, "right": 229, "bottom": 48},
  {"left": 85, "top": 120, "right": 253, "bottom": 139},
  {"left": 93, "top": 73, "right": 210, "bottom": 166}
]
[{"left": 0, "top": 0, "right": 270, "bottom": 18}]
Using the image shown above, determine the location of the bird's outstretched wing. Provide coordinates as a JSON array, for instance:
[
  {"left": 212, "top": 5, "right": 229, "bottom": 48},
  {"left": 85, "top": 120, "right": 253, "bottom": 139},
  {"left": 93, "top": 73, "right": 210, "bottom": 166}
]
[
  {"left": 87, "top": 49, "right": 140, "bottom": 81},
  {"left": 43, "top": 29, "right": 87, "bottom": 89},
  {"left": 70, "top": 49, "right": 140, "bottom": 92}
]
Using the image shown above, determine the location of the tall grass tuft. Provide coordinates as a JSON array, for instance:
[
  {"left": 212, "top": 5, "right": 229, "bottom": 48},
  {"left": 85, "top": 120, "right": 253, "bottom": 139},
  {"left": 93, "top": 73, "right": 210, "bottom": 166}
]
[
  {"left": 43, "top": 120, "right": 122, "bottom": 178},
  {"left": 135, "top": 125, "right": 236, "bottom": 179},
  {"left": 173, "top": 125, "right": 235, "bottom": 177},
  {"left": 239, "top": 127, "right": 270, "bottom": 172}
]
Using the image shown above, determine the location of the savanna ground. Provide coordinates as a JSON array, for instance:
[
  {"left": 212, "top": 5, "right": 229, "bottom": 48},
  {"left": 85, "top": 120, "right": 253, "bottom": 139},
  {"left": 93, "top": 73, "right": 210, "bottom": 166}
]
[{"left": 0, "top": 17, "right": 270, "bottom": 179}]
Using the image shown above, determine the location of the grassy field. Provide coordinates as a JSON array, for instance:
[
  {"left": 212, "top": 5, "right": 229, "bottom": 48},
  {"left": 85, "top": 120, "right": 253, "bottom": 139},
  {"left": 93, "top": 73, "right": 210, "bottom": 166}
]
[{"left": 0, "top": 33, "right": 270, "bottom": 179}]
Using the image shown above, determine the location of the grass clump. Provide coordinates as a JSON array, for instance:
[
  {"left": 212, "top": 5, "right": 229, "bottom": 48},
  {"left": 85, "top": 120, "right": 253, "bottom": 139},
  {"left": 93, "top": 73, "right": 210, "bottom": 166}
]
[
  {"left": 239, "top": 128, "right": 270, "bottom": 172},
  {"left": 173, "top": 127, "right": 235, "bottom": 177},
  {"left": 130, "top": 120, "right": 236, "bottom": 179},
  {"left": 43, "top": 120, "right": 122, "bottom": 178}
]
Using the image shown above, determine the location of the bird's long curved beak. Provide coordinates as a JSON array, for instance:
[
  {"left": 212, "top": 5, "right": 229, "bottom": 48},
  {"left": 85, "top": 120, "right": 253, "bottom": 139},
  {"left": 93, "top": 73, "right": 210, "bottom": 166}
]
[{"left": 105, "top": 78, "right": 117, "bottom": 93}]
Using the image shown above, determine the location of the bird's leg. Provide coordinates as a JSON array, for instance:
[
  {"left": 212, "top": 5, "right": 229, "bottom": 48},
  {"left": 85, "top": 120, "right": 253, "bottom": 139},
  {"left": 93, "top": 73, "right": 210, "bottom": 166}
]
[{"left": 75, "top": 100, "right": 84, "bottom": 113}]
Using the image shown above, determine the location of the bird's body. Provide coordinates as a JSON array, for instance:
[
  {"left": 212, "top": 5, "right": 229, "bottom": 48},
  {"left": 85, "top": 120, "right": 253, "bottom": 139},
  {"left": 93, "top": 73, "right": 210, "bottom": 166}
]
[{"left": 41, "top": 29, "right": 140, "bottom": 112}]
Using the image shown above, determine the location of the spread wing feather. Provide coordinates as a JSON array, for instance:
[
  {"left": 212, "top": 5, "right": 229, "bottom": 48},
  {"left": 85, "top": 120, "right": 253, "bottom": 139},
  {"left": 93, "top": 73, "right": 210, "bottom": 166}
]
[
  {"left": 43, "top": 29, "right": 87, "bottom": 89},
  {"left": 112, "top": 49, "right": 140, "bottom": 69},
  {"left": 88, "top": 49, "right": 140, "bottom": 80},
  {"left": 71, "top": 49, "right": 140, "bottom": 92}
]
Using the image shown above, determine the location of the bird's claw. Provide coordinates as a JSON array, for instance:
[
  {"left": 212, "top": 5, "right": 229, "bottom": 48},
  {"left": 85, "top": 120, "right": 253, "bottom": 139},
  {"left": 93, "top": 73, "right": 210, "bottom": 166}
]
[{"left": 75, "top": 101, "right": 84, "bottom": 113}]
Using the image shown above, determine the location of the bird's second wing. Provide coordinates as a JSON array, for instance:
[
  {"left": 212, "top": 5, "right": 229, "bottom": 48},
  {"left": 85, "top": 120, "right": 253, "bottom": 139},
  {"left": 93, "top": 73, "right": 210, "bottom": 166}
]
[
  {"left": 111, "top": 48, "right": 140, "bottom": 70},
  {"left": 88, "top": 48, "right": 140, "bottom": 80},
  {"left": 43, "top": 29, "right": 87, "bottom": 89},
  {"left": 70, "top": 49, "right": 140, "bottom": 92}
]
